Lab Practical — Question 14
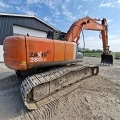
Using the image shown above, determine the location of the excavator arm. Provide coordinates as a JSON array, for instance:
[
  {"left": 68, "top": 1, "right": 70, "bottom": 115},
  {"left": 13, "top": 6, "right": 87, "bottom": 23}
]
[{"left": 63, "top": 16, "right": 113, "bottom": 65}]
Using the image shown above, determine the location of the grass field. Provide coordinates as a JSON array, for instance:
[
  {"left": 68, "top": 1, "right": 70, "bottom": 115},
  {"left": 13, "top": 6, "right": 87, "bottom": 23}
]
[
  {"left": 84, "top": 52, "right": 120, "bottom": 58},
  {"left": 115, "top": 52, "right": 120, "bottom": 58},
  {"left": 84, "top": 52, "right": 101, "bottom": 57}
]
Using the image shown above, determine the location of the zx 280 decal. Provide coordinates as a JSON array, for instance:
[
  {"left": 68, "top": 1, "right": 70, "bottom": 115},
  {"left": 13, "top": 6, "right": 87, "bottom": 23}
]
[{"left": 29, "top": 50, "right": 51, "bottom": 62}]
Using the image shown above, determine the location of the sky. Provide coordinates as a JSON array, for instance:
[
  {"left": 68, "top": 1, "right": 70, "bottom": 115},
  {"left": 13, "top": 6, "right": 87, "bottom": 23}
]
[{"left": 0, "top": 0, "right": 120, "bottom": 52}]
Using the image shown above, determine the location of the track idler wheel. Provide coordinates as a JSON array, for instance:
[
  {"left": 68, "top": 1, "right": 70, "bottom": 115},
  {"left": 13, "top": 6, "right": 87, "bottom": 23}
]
[{"left": 91, "top": 66, "right": 99, "bottom": 75}]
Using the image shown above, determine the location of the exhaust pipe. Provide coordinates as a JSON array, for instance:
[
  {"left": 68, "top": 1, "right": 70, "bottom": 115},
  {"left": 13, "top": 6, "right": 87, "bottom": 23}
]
[{"left": 101, "top": 54, "right": 113, "bottom": 65}]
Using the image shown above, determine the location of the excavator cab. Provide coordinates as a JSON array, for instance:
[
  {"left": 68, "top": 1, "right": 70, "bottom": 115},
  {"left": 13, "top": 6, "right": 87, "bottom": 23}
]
[{"left": 101, "top": 54, "right": 113, "bottom": 65}]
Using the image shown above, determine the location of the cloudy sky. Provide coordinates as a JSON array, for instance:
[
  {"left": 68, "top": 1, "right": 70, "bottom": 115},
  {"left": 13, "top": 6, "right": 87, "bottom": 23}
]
[{"left": 0, "top": 0, "right": 120, "bottom": 51}]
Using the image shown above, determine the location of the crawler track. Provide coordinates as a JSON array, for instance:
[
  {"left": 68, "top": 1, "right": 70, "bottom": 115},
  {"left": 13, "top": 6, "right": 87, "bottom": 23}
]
[{"left": 20, "top": 64, "right": 99, "bottom": 110}]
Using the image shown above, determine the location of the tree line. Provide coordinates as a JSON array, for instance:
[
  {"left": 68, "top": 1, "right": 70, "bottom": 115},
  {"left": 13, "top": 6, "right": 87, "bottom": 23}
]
[{"left": 78, "top": 47, "right": 103, "bottom": 53}]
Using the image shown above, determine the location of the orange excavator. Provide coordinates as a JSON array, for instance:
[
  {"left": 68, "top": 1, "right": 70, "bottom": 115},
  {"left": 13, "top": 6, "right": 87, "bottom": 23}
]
[{"left": 3, "top": 16, "right": 113, "bottom": 110}]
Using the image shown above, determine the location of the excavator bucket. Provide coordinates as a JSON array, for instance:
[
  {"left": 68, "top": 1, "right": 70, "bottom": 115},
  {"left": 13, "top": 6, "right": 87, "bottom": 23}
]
[{"left": 101, "top": 54, "right": 113, "bottom": 65}]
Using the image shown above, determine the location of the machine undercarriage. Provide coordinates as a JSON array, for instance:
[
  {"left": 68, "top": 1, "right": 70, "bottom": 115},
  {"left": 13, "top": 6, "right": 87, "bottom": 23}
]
[{"left": 20, "top": 63, "right": 99, "bottom": 110}]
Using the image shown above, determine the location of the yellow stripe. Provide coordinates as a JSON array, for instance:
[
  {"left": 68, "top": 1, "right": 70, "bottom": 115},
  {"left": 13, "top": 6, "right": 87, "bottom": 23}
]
[{"left": 22, "top": 61, "right": 26, "bottom": 64}]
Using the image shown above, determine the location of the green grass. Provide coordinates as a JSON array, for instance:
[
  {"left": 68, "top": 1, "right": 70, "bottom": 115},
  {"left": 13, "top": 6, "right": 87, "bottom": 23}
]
[
  {"left": 83, "top": 52, "right": 120, "bottom": 58},
  {"left": 84, "top": 52, "right": 101, "bottom": 57},
  {"left": 114, "top": 52, "right": 120, "bottom": 58}
]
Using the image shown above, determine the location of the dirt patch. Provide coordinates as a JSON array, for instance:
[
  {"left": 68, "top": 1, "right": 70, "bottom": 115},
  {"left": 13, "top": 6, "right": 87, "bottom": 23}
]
[
  {"left": 0, "top": 58, "right": 120, "bottom": 120},
  {"left": 50, "top": 76, "right": 120, "bottom": 120}
]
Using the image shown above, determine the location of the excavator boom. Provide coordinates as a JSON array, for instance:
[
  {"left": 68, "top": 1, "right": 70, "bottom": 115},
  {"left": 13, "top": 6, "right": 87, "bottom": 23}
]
[{"left": 63, "top": 17, "right": 113, "bottom": 65}]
